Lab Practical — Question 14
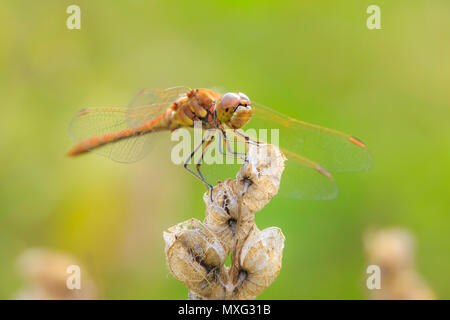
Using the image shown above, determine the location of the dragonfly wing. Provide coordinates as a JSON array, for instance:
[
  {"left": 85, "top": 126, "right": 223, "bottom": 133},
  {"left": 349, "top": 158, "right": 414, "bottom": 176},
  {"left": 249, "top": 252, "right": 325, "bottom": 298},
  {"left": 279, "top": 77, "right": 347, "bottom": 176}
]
[
  {"left": 127, "top": 86, "right": 191, "bottom": 128},
  {"left": 68, "top": 87, "right": 191, "bottom": 163},
  {"left": 246, "top": 102, "right": 373, "bottom": 173},
  {"left": 69, "top": 107, "right": 164, "bottom": 163},
  {"left": 226, "top": 130, "right": 338, "bottom": 200},
  {"left": 280, "top": 149, "right": 338, "bottom": 199}
]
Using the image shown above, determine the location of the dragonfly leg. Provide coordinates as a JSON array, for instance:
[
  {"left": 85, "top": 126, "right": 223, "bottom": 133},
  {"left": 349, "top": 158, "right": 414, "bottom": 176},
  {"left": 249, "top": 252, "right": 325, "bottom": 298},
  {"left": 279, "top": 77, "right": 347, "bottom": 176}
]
[
  {"left": 183, "top": 133, "right": 215, "bottom": 200},
  {"left": 219, "top": 129, "right": 246, "bottom": 160},
  {"left": 195, "top": 135, "right": 214, "bottom": 185},
  {"left": 234, "top": 129, "right": 268, "bottom": 165},
  {"left": 184, "top": 137, "right": 209, "bottom": 184},
  {"left": 235, "top": 130, "right": 264, "bottom": 146}
]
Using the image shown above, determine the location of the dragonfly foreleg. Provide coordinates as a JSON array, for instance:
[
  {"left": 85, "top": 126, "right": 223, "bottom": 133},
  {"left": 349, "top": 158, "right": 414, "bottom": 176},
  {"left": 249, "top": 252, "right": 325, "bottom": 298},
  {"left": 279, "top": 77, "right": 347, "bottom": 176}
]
[
  {"left": 219, "top": 129, "right": 246, "bottom": 161},
  {"left": 235, "top": 130, "right": 264, "bottom": 146},
  {"left": 195, "top": 135, "right": 215, "bottom": 186},
  {"left": 183, "top": 133, "right": 214, "bottom": 200}
]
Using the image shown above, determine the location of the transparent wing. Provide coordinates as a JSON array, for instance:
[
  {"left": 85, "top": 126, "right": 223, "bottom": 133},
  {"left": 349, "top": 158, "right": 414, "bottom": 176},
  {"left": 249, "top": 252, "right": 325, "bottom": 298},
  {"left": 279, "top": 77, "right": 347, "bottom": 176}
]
[
  {"left": 246, "top": 102, "right": 373, "bottom": 173},
  {"left": 68, "top": 86, "right": 191, "bottom": 163},
  {"left": 225, "top": 130, "right": 338, "bottom": 200},
  {"left": 127, "top": 86, "right": 191, "bottom": 128},
  {"left": 280, "top": 149, "right": 338, "bottom": 200},
  {"left": 222, "top": 102, "right": 372, "bottom": 200},
  {"left": 69, "top": 106, "right": 167, "bottom": 163},
  {"left": 185, "top": 128, "right": 338, "bottom": 200}
]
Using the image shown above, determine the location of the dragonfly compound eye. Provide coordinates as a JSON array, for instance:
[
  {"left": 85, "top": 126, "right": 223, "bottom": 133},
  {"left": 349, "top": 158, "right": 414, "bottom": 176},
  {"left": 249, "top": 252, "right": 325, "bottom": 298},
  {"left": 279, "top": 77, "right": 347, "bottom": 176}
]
[
  {"left": 217, "top": 93, "right": 241, "bottom": 123},
  {"left": 238, "top": 92, "right": 251, "bottom": 106},
  {"left": 220, "top": 93, "right": 240, "bottom": 110}
]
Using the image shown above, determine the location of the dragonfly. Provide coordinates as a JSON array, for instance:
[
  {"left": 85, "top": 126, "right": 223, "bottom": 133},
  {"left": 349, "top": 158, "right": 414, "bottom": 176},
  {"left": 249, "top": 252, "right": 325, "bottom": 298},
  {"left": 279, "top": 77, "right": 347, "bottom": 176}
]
[{"left": 68, "top": 86, "right": 372, "bottom": 200}]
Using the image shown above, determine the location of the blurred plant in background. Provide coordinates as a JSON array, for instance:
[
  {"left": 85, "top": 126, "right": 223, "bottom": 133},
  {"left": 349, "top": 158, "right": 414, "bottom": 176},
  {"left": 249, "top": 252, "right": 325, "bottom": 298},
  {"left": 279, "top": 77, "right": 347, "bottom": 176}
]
[
  {"left": 1, "top": 0, "right": 449, "bottom": 299},
  {"left": 364, "top": 228, "right": 435, "bottom": 300},
  {"left": 16, "top": 248, "right": 99, "bottom": 299}
]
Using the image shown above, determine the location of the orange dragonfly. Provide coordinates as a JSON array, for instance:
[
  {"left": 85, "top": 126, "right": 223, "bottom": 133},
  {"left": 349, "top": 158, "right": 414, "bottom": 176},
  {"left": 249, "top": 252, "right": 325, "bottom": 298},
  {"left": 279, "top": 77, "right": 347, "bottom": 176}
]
[{"left": 68, "top": 86, "right": 372, "bottom": 200}]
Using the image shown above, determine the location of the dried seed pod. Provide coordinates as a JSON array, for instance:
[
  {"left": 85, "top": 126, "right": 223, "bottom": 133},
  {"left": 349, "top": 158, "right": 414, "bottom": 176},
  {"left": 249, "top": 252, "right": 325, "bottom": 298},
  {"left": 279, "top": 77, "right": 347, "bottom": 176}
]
[
  {"left": 165, "top": 144, "right": 287, "bottom": 300},
  {"left": 164, "top": 218, "right": 227, "bottom": 299},
  {"left": 236, "top": 144, "right": 286, "bottom": 212},
  {"left": 204, "top": 144, "right": 286, "bottom": 251},
  {"left": 234, "top": 227, "right": 285, "bottom": 300},
  {"left": 188, "top": 290, "right": 204, "bottom": 300},
  {"left": 204, "top": 179, "right": 255, "bottom": 251}
]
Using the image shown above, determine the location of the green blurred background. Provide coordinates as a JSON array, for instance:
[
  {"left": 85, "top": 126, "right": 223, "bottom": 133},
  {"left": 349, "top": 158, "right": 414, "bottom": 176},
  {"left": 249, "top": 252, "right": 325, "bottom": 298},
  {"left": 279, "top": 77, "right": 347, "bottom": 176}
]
[{"left": 1, "top": 0, "right": 449, "bottom": 299}]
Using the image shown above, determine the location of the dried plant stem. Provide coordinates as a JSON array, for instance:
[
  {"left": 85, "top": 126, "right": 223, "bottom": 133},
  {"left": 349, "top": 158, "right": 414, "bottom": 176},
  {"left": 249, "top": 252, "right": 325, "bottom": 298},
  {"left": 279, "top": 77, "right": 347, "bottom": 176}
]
[
  {"left": 164, "top": 144, "right": 286, "bottom": 300},
  {"left": 229, "top": 179, "right": 250, "bottom": 289}
]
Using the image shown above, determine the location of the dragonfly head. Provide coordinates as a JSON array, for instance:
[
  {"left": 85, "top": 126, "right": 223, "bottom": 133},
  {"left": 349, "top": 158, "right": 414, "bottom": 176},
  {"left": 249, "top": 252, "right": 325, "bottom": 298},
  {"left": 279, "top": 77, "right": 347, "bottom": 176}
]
[{"left": 217, "top": 92, "right": 252, "bottom": 129}]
